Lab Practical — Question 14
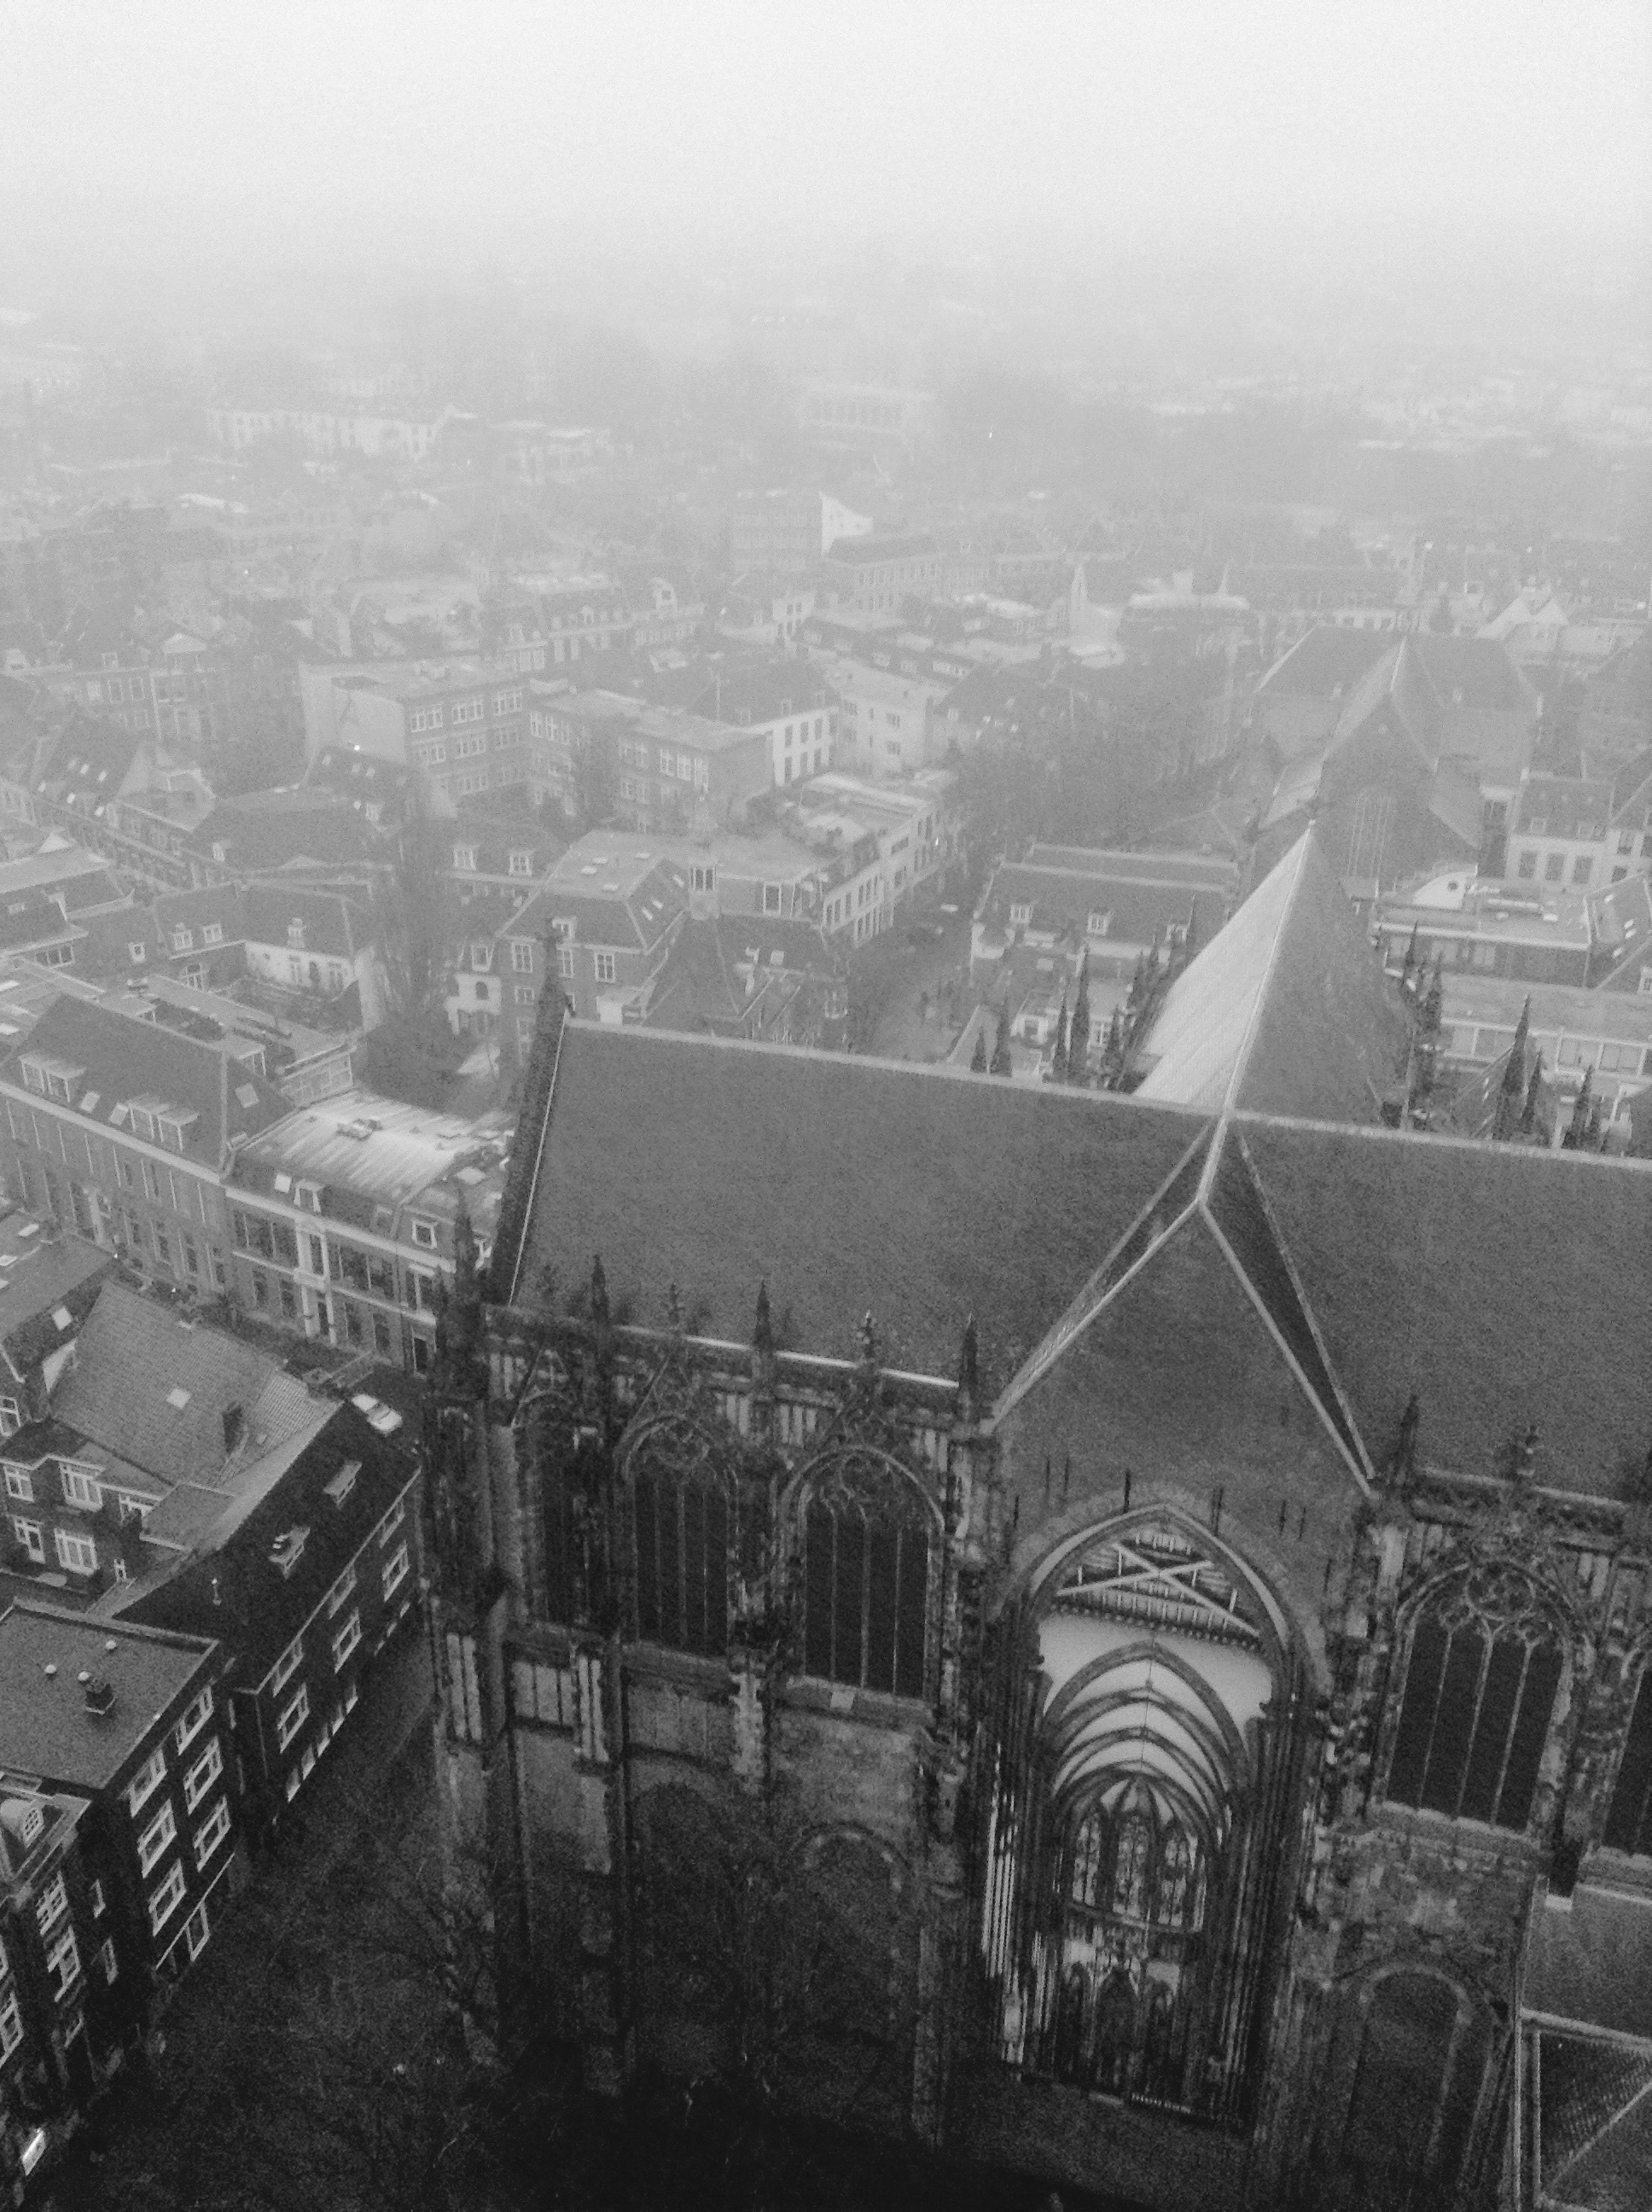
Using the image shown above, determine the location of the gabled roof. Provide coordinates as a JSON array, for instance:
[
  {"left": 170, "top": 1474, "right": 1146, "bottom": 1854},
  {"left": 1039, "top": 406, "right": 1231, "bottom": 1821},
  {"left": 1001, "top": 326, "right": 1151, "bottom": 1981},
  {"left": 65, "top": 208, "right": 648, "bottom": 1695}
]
[
  {"left": 241, "top": 882, "right": 370, "bottom": 960},
  {"left": 124, "top": 1402, "right": 416, "bottom": 1681},
  {"left": 52, "top": 1284, "right": 316, "bottom": 1486},
  {"left": 499, "top": 1023, "right": 1206, "bottom": 1387},
  {"left": 1257, "top": 625, "right": 1392, "bottom": 702},
  {"left": 0, "top": 992, "right": 291, "bottom": 1167},
  {"left": 1131, "top": 830, "right": 1412, "bottom": 1122},
  {"left": 1239, "top": 1120, "right": 1652, "bottom": 1498},
  {"left": 0, "top": 1218, "right": 115, "bottom": 1380}
]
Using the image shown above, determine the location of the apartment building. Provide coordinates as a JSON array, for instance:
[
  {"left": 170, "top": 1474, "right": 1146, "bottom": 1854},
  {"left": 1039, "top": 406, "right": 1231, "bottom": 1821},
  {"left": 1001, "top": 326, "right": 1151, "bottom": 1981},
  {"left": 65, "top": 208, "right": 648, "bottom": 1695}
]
[
  {"left": 224, "top": 1097, "right": 510, "bottom": 1375},
  {"left": 828, "top": 661, "right": 948, "bottom": 776},
  {"left": 497, "top": 849, "right": 691, "bottom": 1042},
  {"left": 820, "top": 533, "right": 942, "bottom": 614},
  {"left": 1504, "top": 771, "right": 1616, "bottom": 892},
  {"left": 298, "top": 657, "right": 530, "bottom": 815},
  {"left": 125, "top": 1395, "right": 420, "bottom": 1841},
  {"left": 205, "top": 405, "right": 445, "bottom": 460},
  {"left": 0, "top": 1603, "right": 236, "bottom": 2189},
  {"left": 0, "top": 995, "right": 293, "bottom": 1289},
  {"left": 784, "top": 770, "right": 962, "bottom": 928},
  {"left": 526, "top": 691, "right": 771, "bottom": 832},
  {"left": 1374, "top": 874, "right": 1594, "bottom": 988}
]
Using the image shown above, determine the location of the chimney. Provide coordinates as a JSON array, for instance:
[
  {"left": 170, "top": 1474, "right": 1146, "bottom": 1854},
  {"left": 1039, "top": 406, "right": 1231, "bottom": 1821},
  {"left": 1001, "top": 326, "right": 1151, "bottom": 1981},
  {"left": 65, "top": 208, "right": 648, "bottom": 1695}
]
[
  {"left": 82, "top": 1674, "right": 116, "bottom": 1717},
  {"left": 222, "top": 1404, "right": 245, "bottom": 1454}
]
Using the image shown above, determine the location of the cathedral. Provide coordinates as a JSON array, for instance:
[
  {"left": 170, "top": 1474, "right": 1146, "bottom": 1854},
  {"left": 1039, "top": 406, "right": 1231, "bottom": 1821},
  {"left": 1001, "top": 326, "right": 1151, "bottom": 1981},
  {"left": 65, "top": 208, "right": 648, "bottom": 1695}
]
[{"left": 425, "top": 830, "right": 1652, "bottom": 2211}]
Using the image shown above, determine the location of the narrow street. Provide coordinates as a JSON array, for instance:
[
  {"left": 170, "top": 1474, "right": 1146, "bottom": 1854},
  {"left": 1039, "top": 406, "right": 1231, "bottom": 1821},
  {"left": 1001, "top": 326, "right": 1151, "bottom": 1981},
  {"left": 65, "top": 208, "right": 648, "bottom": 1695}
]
[{"left": 862, "top": 905, "right": 978, "bottom": 1064}]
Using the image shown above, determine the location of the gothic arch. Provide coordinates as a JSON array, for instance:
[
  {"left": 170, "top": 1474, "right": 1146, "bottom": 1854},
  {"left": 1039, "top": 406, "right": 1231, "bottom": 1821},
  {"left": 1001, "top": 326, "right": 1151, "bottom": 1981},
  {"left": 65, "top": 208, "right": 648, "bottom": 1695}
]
[
  {"left": 1378, "top": 1555, "right": 1585, "bottom": 1837},
  {"left": 620, "top": 1414, "right": 740, "bottom": 1659},
  {"left": 782, "top": 1446, "right": 941, "bottom": 1703},
  {"left": 788, "top": 1825, "right": 910, "bottom": 2052},
  {"left": 1319, "top": 1960, "right": 1496, "bottom": 2199}
]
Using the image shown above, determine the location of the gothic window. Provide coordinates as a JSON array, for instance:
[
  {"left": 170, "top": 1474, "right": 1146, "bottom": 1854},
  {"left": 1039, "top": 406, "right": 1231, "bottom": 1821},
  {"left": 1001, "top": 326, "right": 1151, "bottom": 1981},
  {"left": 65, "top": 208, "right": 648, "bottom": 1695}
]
[
  {"left": 631, "top": 1426, "right": 730, "bottom": 1659},
  {"left": 1158, "top": 1827, "right": 1195, "bottom": 1926},
  {"left": 1110, "top": 1808, "right": 1151, "bottom": 1920},
  {"left": 1384, "top": 1574, "right": 1563, "bottom": 1831},
  {"left": 791, "top": 1833, "right": 900, "bottom": 2048},
  {"left": 1604, "top": 1665, "right": 1652, "bottom": 1856},
  {"left": 800, "top": 1454, "right": 932, "bottom": 1699},
  {"left": 521, "top": 1399, "right": 586, "bottom": 1627},
  {"left": 1341, "top": 1973, "right": 1458, "bottom": 2184},
  {"left": 1069, "top": 1807, "right": 1104, "bottom": 1908}
]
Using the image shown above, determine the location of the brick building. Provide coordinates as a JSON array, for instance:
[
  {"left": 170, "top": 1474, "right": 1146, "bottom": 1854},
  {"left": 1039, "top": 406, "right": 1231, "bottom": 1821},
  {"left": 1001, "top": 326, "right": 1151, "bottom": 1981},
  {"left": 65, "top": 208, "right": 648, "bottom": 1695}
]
[{"left": 423, "top": 825, "right": 1652, "bottom": 2211}]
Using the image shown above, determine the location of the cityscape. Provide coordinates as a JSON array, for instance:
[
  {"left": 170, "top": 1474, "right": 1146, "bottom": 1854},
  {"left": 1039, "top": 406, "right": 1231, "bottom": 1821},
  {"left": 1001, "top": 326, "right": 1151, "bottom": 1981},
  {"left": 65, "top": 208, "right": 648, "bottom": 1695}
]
[{"left": 2, "top": 6, "right": 1651, "bottom": 2208}]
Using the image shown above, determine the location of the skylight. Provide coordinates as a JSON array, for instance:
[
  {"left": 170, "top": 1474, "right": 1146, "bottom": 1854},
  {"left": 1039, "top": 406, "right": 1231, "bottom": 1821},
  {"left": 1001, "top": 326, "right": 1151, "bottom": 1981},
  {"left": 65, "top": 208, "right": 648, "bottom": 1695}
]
[{"left": 166, "top": 1387, "right": 192, "bottom": 1410}]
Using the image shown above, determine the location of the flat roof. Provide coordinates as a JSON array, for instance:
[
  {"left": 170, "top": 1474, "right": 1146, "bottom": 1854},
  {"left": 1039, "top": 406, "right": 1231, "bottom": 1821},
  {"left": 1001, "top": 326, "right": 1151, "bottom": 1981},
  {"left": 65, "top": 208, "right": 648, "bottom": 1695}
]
[
  {"left": 236, "top": 1091, "right": 510, "bottom": 1214},
  {"left": 0, "top": 1602, "right": 215, "bottom": 1790}
]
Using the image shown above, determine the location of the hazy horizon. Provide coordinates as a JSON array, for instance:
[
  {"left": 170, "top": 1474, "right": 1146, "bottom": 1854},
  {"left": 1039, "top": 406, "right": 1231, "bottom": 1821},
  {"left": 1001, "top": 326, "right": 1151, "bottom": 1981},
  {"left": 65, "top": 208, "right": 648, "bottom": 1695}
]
[{"left": 6, "top": 0, "right": 1650, "bottom": 315}]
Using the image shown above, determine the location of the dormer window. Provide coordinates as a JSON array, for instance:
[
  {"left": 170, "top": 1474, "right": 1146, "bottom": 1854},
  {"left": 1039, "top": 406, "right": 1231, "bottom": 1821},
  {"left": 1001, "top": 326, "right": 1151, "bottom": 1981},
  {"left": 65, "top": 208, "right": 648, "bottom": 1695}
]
[
  {"left": 212, "top": 842, "right": 227, "bottom": 864},
  {"left": 171, "top": 928, "right": 194, "bottom": 952},
  {"left": 508, "top": 850, "right": 532, "bottom": 876},
  {"left": 453, "top": 845, "right": 476, "bottom": 871},
  {"left": 1088, "top": 911, "right": 1112, "bottom": 938},
  {"left": 287, "top": 920, "right": 305, "bottom": 950},
  {"left": 471, "top": 943, "right": 492, "bottom": 971},
  {"left": 410, "top": 1217, "right": 439, "bottom": 1249},
  {"left": 156, "top": 1111, "right": 197, "bottom": 1154},
  {"left": 270, "top": 1527, "right": 309, "bottom": 1577},
  {"left": 324, "top": 1460, "right": 359, "bottom": 1508},
  {"left": 1009, "top": 904, "right": 1032, "bottom": 928},
  {"left": 294, "top": 1181, "right": 322, "bottom": 1214},
  {"left": 202, "top": 923, "right": 223, "bottom": 947}
]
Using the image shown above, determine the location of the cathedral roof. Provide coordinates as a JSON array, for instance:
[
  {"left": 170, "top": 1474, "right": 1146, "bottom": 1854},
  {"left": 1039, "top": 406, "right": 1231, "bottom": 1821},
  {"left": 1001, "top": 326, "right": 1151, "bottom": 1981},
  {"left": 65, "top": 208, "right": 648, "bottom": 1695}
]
[
  {"left": 1131, "top": 828, "right": 1414, "bottom": 1122},
  {"left": 497, "top": 1027, "right": 1204, "bottom": 1388}
]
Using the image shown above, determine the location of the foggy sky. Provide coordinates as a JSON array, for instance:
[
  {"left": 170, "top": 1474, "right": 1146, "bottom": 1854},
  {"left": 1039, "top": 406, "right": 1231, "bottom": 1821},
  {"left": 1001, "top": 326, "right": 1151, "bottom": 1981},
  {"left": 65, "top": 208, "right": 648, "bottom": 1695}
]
[{"left": 5, "top": 0, "right": 1650, "bottom": 288}]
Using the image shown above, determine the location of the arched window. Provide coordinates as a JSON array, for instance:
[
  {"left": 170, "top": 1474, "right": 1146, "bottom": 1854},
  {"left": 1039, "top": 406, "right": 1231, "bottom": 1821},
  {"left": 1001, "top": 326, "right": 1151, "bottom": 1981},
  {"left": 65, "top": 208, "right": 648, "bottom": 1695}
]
[
  {"left": 1341, "top": 1972, "right": 1459, "bottom": 2183},
  {"left": 1109, "top": 1807, "right": 1151, "bottom": 1920},
  {"left": 1385, "top": 1572, "right": 1564, "bottom": 1831},
  {"left": 521, "top": 1398, "right": 590, "bottom": 1627},
  {"left": 800, "top": 1454, "right": 932, "bottom": 1699},
  {"left": 1069, "top": 1807, "right": 1104, "bottom": 1908},
  {"left": 1604, "top": 1663, "right": 1652, "bottom": 1856},
  {"left": 631, "top": 1425, "right": 730, "bottom": 1659}
]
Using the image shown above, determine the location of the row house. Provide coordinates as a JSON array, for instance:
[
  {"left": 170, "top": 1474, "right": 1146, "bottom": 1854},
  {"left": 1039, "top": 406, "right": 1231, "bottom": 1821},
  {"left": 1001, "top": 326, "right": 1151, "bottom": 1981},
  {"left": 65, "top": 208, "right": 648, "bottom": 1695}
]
[
  {"left": 783, "top": 770, "right": 963, "bottom": 928},
  {"left": 125, "top": 1394, "right": 420, "bottom": 1841},
  {"left": 497, "top": 850, "right": 691, "bottom": 1046},
  {"left": 971, "top": 848, "right": 1237, "bottom": 994},
  {"left": 820, "top": 533, "right": 942, "bottom": 615},
  {"left": 299, "top": 656, "right": 531, "bottom": 814},
  {"left": 205, "top": 405, "right": 445, "bottom": 459},
  {"left": 0, "top": 995, "right": 292, "bottom": 1293},
  {"left": 614, "top": 566, "right": 704, "bottom": 649},
  {"left": 1504, "top": 771, "right": 1618, "bottom": 893},
  {"left": 0, "top": 715, "right": 214, "bottom": 894},
  {"left": 143, "top": 882, "right": 388, "bottom": 1033},
  {"left": 224, "top": 1095, "right": 509, "bottom": 1376},
  {"left": 445, "top": 812, "right": 566, "bottom": 899},
  {"left": 687, "top": 660, "right": 835, "bottom": 786},
  {"left": 3, "top": 1278, "right": 322, "bottom": 1593},
  {"left": 0, "top": 1604, "right": 236, "bottom": 2194}
]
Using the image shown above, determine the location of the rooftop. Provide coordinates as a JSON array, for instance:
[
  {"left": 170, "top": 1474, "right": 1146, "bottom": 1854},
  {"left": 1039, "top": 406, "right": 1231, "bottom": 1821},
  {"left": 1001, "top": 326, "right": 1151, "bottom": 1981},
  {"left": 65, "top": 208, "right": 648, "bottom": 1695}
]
[
  {"left": 231, "top": 1090, "right": 511, "bottom": 1223},
  {"left": 0, "top": 1601, "right": 216, "bottom": 1790}
]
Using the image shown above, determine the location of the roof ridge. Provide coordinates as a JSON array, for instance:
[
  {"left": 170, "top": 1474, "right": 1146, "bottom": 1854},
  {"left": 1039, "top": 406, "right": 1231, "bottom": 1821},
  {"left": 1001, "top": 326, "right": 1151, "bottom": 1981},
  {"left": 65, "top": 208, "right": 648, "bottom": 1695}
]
[
  {"left": 1219, "top": 831, "right": 1314, "bottom": 1116},
  {"left": 991, "top": 1122, "right": 1215, "bottom": 1421}
]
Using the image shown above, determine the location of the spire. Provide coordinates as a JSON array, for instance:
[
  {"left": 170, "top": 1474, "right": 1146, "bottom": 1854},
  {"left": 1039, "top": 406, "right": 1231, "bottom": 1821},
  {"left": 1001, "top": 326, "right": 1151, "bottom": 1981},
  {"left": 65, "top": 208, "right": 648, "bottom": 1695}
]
[
  {"left": 956, "top": 1314, "right": 980, "bottom": 1423},
  {"left": 1389, "top": 1393, "right": 1421, "bottom": 1493},
  {"left": 1502, "top": 998, "right": 1531, "bottom": 1100},
  {"left": 589, "top": 1253, "right": 610, "bottom": 1330},
  {"left": 753, "top": 1278, "right": 774, "bottom": 1359},
  {"left": 1069, "top": 960, "right": 1091, "bottom": 1085},
  {"left": 1421, "top": 953, "right": 1443, "bottom": 1037},
  {"left": 433, "top": 1207, "right": 486, "bottom": 1397},
  {"left": 1520, "top": 1050, "right": 1543, "bottom": 1137}
]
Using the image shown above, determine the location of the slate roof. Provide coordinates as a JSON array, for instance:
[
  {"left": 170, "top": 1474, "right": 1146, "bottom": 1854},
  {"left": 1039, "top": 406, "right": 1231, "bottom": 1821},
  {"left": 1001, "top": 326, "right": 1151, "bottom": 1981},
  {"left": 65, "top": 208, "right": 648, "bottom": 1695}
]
[
  {"left": 0, "top": 1602, "right": 216, "bottom": 1791},
  {"left": 500, "top": 1027, "right": 1205, "bottom": 1385},
  {"left": 507, "top": 855, "right": 689, "bottom": 954},
  {"left": 1132, "top": 830, "right": 1412, "bottom": 1121},
  {"left": 1530, "top": 2027, "right": 1652, "bottom": 2212},
  {"left": 976, "top": 855, "right": 1235, "bottom": 950},
  {"left": 241, "top": 883, "right": 370, "bottom": 959},
  {"left": 0, "top": 992, "right": 292, "bottom": 1167},
  {"left": 52, "top": 1284, "right": 314, "bottom": 1486},
  {"left": 125, "top": 1401, "right": 416, "bottom": 1683},
  {"left": 0, "top": 1219, "right": 115, "bottom": 1382},
  {"left": 1515, "top": 772, "right": 1614, "bottom": 840}
]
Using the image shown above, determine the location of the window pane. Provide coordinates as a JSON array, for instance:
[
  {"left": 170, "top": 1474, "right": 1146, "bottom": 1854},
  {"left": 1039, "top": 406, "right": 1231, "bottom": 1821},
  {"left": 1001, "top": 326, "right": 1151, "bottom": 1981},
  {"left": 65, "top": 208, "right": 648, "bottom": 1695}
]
[
  {"left": 656, "top": 1471, "right": 682, "bottom": 1646},
  {"left": 634, "top": 1466, "right": 660, "bottom": 1642},
  {"left": 834, "top": 1512, "right": 866, "bottom": 1687},
  {"left": 804, "top": 1505, "right": 835, "bottom": 1679},
  {"left": 1604, "top": 1672, "right": 1652, "bottom": 1854},
  {"left": 1387, "top": 1620, "right": 1448, "bottom": 1806},
  {"left": 894, "top": 1522, "right": 928, "bottom": 1699},
  {"left": 1459, "top": 1638, "right": 1527, "bottom": 1823},
  {"left": 1498, "top": 1643, "right": 1561, "bottom": 1830},
  {"left": 1419, "top": 1628, "right": 1486, "bottom": 1816},
  {"left": 864, "top": 1519, "right": 900, "bottom": 1693}
]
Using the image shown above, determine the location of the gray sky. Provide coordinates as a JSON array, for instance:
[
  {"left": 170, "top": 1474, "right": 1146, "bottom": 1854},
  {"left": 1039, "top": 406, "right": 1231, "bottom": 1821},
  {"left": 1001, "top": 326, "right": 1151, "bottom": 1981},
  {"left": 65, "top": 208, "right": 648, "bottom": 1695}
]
[{"left": 5, "top": 0, "right": 1650, "bottom": 280}]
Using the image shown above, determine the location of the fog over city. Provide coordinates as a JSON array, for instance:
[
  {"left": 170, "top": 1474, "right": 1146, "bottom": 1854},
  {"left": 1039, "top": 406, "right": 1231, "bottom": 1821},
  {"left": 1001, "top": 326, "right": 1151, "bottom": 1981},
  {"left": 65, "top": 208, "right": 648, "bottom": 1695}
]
[{"left": 3, "top": 9, "right": 1652, "bottom": 2212}]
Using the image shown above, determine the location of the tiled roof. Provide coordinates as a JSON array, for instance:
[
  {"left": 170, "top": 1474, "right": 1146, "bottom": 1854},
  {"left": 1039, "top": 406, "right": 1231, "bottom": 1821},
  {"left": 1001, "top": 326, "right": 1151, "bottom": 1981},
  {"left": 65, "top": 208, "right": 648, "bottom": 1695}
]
[
  {"left": 0, "top": 992, "right": 292, "bottom": 1167},
  {"left": 1514, "top": 772, "right": 1614, "bottom": 838},
  {"left": 241, "top": 883, "right": 369, "bottom": 960},
  {"left": 0, "top": 1602, "right": 216, "bottom": 1790},
  {"left": 501, "top": 1023, "right": 1206, "bottom": 1388},
  {"left": 52, "top": 1284, "right": 311, "bottom": 1485}
]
